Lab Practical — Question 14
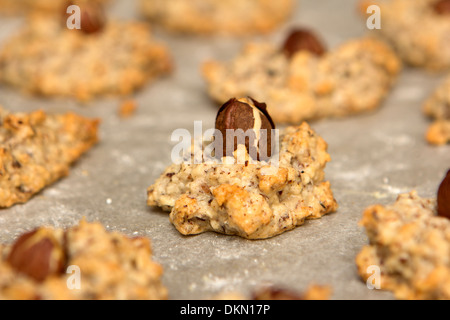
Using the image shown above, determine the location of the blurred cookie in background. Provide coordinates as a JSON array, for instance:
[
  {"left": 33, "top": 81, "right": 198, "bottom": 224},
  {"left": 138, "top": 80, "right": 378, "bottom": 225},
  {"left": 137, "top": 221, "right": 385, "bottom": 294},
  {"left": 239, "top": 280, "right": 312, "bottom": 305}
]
[
  {"left": 0, "top": 2, "right": 173, "bottom": 102},
  {"left": 0, "top": 219, "right": 168, "bottom": 300},
  {"left": 359, "top": 0, "right": 450, "bottom": 71},
  {"left": 356, "top": 185, "right": 450, "bottom": 300},
  {"left": 203, "top": 28, "right": 401, "bottom": 124},
  {"left": 139, "top": 0, "right": 295, "bottom": 36},
  {"left": 0, "top": 0, "right": 110, "bottom": 15}
]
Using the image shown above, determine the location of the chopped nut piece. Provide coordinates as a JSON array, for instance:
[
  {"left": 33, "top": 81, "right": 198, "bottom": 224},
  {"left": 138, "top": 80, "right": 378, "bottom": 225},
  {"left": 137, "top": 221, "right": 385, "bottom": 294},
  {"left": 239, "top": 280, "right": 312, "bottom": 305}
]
[{"left": 118, "top": 99, "right": 138, "bottom": 118}]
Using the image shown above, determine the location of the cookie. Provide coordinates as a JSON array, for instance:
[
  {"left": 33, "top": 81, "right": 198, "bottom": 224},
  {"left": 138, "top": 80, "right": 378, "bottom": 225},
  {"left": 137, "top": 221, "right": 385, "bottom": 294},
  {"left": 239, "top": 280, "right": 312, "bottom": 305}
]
[
  {"left": 0, "top": 219, "right": 167, "bottom": 300},
  {"left": 147, "top": 98, "right": 338, "bottom": 240},
  {"left": 203, "top": 31, "right": 401, "bottom": 124},
  {"left": 0, "top": 14, "right": 172, "bottom": 102},
  {"left": 139, "top": 0, "right": 295, "bottom": 35},
  {"left": 359, "top": 0, "right": 450, "bottom": 71},
  {"left": 424, "top": 75, "right": 450, "bottom": 145},
  {"left": 0, "top": 107, "right": 99, "bottom": 208},
  {"left": 0, "top": 0, "right": 109, "bottom": 15},
  {"left": 356, "top": 191, "right": 450, "bottom": 300}
]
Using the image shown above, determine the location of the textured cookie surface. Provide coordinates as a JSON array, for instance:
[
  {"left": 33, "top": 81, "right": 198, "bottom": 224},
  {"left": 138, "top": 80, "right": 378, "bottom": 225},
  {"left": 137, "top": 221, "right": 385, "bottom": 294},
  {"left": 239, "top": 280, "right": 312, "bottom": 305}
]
[
  {"left": 139, "top": 0, "right": 294, "bottom": 35},
  {"left": 424, "top": 75, "right": 450, "bottom": 145},
  {"left": 203, "top": 37, "right": 400, "bottom": 124},
  {"left": 0, "top": 15, "right": 172, "bottom": 101},
  {"left": 147, "top": 123, "right": 338, "bottom": 239},
  {"left": 0, "top": 107, "right": 99, "bottom": 208},
  {"left": 359, "top": 0, "right": 450, "bottom": 71},
  {"left": 356, "top": 191, "right": 450, "bottom": 300},
  {"left": 0, "top": 220, "right": 167, "bottom": 300}
]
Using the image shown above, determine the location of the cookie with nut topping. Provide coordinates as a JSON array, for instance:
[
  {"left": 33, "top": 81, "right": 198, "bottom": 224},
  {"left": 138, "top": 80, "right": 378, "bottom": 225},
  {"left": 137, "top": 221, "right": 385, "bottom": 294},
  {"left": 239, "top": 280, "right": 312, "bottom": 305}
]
[
  {"left": 359, "top": 0, "right": 450, "bottom": 71},
  {"left": 147, "top": 97, "right": 338, "bottom": 239},
  {"left": 0, "top": 107, "right": 99, "bottom": 208},
  {"left": 0, "top": 5, "right": 172, "bottom": 102},
  {"left": 356, "top": 171, "right": 450, "bottom": 299},
  {"left": 423, "top": 75, "right": 450, "bottom": 145},
  {"left": 139, "top": 0, "right": 295, "bottom": 36},
  {"left": 0, "top": 219, "right": 167, "bottom": 300},
  {"left": 203, "top": 29, "right": 401, "bottom": 124}
]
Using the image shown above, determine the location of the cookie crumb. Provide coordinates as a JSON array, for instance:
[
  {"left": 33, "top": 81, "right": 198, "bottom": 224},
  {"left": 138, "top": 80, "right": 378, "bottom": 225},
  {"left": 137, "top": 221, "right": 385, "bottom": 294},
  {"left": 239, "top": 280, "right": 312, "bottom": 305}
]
[{"left": 118, "top": 99, "right": 137, "bottom": 118}]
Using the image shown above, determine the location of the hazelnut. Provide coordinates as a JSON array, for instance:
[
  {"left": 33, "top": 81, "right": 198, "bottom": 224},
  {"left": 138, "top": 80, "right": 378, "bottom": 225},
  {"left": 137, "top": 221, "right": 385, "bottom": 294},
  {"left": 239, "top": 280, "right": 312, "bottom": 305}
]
[
  {"left": 437, "top": 170, "right": 450, "bottom": 219},
  {"left": 282, "top": 28, "right": 326, "bottom": 58},
  {"left": 434, "top": 0, "right": 450, "bottom": 14},
  {"left": 65, "top": 1, "right": 106, "bottom": 34},
  {"left": 7, "top": 228, "right": 65, "bottom": 282},
  {"left": 214, "top": 97, "right": 275, "bottom": 161}
]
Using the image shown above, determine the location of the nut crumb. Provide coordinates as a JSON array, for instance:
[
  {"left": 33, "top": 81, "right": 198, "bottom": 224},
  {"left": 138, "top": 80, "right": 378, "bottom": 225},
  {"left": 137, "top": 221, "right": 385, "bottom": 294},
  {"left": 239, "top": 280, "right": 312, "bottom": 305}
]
[{"left": 118, "top": 99, "right": 137, "bottom": 118}]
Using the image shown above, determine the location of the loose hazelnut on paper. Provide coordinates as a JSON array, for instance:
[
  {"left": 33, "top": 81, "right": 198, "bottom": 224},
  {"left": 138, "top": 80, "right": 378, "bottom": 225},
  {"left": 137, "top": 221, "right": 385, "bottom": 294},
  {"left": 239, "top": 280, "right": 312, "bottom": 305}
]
[
  {"left": 434, "top": 0, "right": 450, "bottom": 15},
  {"left": 214, "top": 97, "right": 275, "bottom": 161},
  {"left": 282, "top": 28, "right": 326, "bottom": 58},
  {"left": 437, "top": 170, "right": 450, "bottom": 219},
  {"left": 7, "top": 228, "right": 65, "bottom": 282},
  {"left": 65, "top": 1, "right": 106, "bottom": 35}
]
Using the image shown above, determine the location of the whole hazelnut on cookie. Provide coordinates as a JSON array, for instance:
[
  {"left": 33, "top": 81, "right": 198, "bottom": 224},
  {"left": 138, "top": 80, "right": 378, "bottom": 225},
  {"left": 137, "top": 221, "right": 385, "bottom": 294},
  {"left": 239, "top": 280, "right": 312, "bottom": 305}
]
[
  {"left": 434, "top": 0, "right": 450, "bottom": 15},
  {"left": 7, "top": 228, "right": 65, "bottom": 282},
  {"left": 65, "top": 1, "right": 106, "bottom": 35},
  {"left": 437, "top": 170, "right": 450, "bottom": 219},
  {"left": 214, "top": 97, "right": 275, "bottom": 161},
  {"left": 282, "top": 28, "right": 326, "bottom": 58}
]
